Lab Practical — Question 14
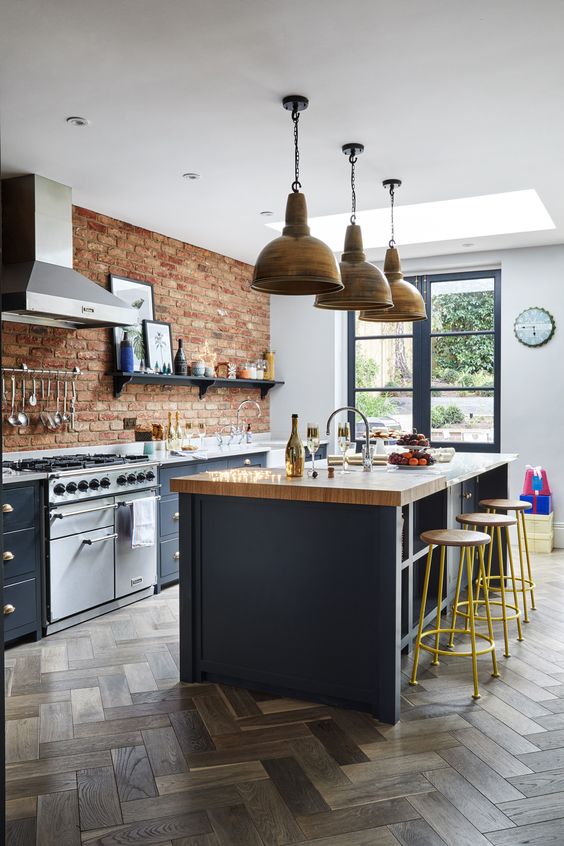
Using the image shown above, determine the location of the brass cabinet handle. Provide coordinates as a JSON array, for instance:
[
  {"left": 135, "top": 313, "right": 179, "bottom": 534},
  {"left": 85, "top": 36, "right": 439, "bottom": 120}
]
[
  {"left": 173, "top": 551, "right": 180, "bottom": 560},
  {"left": 3, "top": 604, "right": 16, "bottom": 615},
  {"left": 3, "top": 551, "right": 15, "bottom": 562},
  {"left": 463, "top": 492, "right": 472, "bottom": 500},
  {"left": 2, "top": 503, "right": 14, "bottom": 513},
  {"left": 173, "top": 512, "right": 180, "bottom": 521}
]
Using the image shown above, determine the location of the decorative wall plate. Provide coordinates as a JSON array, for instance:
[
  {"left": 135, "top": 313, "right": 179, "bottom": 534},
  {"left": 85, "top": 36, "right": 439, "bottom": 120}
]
[{"left": 514, "top": 307, "right": 555, "bottom": 347}]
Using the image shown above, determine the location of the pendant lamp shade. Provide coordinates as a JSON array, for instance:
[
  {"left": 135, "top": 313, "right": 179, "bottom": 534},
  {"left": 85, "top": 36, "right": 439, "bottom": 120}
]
[
  {"left": 360, "top": 246, "right": 427, "bottom": 322},
  {"left": 314, "top": 223, "right": 392, "bottom": 310},
  {"left": 251, "top": 192, "right": 343, "bottom": 295}
]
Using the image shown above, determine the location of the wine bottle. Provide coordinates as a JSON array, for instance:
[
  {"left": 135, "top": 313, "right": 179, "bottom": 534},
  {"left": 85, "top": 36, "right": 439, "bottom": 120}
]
[
  {"left": 174, "top": 338, "right": 188, "bottom": 375},
  {"left": 285, "top": 413, "right": 305, "bottom": 478}
]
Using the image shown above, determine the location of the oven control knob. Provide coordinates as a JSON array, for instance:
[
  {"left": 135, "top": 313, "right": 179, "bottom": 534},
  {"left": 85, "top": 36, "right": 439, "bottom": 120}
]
[
  {"left": 78, "top": 480, "right": 89, "bottom": 492},
  {"left": 53, "top": 483, "right": 66, "bottom": 496},
  {"left": 117, "top": 475, "right": 127, "bottom": 486},
  {"left": 136, "top": 472, "right": 146, "bottom": 482},
  {"left": 100, "top": 477, "right": 111, "bottom": 488},
  {"left": 146, "top": 470, "right": 156, "bottom": 481},
  {"left": 89, "top": 478, "right": 100, "bottom": 490},
  {"left": 127, "top": 473, "right": 137, "bottom": 484},
  {"left": 66, "top": 482, "right": 78, "bottom": 494}
]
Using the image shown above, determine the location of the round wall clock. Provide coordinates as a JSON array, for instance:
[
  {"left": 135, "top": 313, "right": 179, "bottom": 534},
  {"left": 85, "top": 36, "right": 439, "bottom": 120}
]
[{"left": 514, "top": 307, "right": 555, "bottom": 347}]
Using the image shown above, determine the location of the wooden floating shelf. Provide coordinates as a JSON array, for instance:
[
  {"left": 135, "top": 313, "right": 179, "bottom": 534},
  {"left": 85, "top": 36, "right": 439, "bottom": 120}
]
[{"left": 112, "top": 371, "right": 284, "bottom": 400}]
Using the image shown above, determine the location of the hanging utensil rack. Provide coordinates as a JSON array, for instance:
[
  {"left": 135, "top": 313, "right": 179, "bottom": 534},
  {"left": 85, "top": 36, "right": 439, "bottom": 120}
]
[{"left": 1, "top": 365, "right": 81, "bottom": 378}]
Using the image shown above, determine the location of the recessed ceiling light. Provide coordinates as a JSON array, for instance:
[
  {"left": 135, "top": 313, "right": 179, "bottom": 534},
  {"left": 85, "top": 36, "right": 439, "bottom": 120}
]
[
  {"left": 266, "top": 189, "right": 555, "bottom": 250},
  {"left": 259, "top": 210, "right": 274, "bottom": 217},
  {"left": 462, "top": 242, "right": 475, "bottom": 247},
  {"left": 66, "top": 116, "right": 89, "bottom": 127},
  {"left": 182, "top": 172, "right": 200, "bottom": 180}
]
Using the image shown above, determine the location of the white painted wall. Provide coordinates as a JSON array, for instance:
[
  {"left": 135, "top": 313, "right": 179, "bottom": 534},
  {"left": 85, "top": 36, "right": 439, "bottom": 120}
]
[{"left": 271, "top": 244, "right": 564, "bottom": 545}]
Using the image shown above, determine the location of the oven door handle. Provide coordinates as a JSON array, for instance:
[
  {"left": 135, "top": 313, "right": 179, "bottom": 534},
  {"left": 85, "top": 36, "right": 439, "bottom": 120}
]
[
  {"left": 82, "top": 532, "right": 118, "bottom": 546},
  {"left": 50, "top": 503, "right": 119, "bottom": 520},
  {"left": 117, "top": 495, "right": 161, "bottom": 507}
]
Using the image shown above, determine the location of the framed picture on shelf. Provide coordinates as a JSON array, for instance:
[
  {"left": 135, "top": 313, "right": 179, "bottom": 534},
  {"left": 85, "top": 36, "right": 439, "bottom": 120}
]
[
  {"left": 110, "top": 274, "right": 155, "bottom": 371},
  {"left": 143, "top": 319, "right": 173, "bottom": 373}
]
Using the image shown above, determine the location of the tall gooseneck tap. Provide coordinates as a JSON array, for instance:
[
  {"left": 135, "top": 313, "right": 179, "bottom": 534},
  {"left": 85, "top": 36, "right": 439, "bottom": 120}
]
[{"left": 325, "top": 405, "right": 373, "bottom": 471}]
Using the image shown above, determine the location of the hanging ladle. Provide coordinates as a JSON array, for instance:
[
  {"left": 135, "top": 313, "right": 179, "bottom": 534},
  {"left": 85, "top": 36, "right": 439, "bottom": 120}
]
[
  {"left": 7, "top": 376, "right": 19, "bottom": 427},
  {"left": 16, "top": 377, "right": 29, "bottom": 427},
  {"left": 52, "top": 380, "right": 63, "bottom": 428}
]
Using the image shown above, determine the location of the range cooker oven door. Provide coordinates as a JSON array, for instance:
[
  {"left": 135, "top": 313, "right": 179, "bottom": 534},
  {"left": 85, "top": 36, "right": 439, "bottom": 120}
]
[
  {"left": 48, "top": 497, "right": 117, "bottom": 622},
  {"left": 115, "top": 490, "right": 158, "bottom": 599}
]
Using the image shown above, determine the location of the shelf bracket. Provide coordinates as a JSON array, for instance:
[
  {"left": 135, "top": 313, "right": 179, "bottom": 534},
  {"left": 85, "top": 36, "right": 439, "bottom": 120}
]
[
  {"left": 114, "top": 372, "right": 134, "bottom": 399},
  {"left": 196, "top": 379, "right": 216, "bottom": 399}
]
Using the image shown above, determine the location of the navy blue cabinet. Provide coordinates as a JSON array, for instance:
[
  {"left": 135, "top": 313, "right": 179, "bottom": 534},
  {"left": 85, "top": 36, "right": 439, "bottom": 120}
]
[
  {"left": 156, "top": 453, "right": 267, "bottom": 591},
  {"left": 3, "top": 481, "right": 42, "bottom": 643}
]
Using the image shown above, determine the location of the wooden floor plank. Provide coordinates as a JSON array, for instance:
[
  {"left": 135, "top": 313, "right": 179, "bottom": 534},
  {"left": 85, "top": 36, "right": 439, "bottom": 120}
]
[
  {"left": 296, "top": 797, "right": 419, "bottom": 839},
  {"left": 123, "top": 661, "right": 159, "bottom": 694},
  {"left": 425, "top": 766, "right": 514, "bottom": 832},
  {"left": 80, "top": 811, "right": 212, "bottom": 845},
  {"left": 39, "top": 701, "right": 74, "bottom": 744},
  {"left": 5, "top": 816, "right": 37, "bottom": 846},
  {"left": 261, "top": 756, "right": 329, "bottom": 816},
  {"left": 98, "top": 674, "right": 133, "bottom": 708},
  {"left": 236, "top": 779, "right": 304, "bottom": 845},
  {"left": 141, "top": 726, "right": 189, "bottom": 776},
  {"left": 71, "top": 687, "right": 104, "bottom": 725},
  {"left": 408, "top": 790, "right": 492, "bottom": 846},
  {"left": 6, "top": 717, "right": 39, "bottom": 763},
  {"left": 390, "top": 818, "right": 450, "bottom": 846},
  {"left": 111, "top": 745, "right": 158, "bottom": 802},
  {"left": 439, "top": 745, "right": 524, "bottom": 802},
  {"left": 498, "top": 790, "right": 564, "bottom": 826},
  {"left": 36, "top": 789, "right": 81, "bottom": 846},
  {"left": 77, "top": 765, "right": 123, "bottom": 831},
  {"left": 487, "top": 819, "right": 564, "bottom": 845},
  {"left": 120, "top": 785, "right": 241, "bottom": 823},
  {"left": 207, "top": 804, "right": 265, "bottom": 846},
  {"left": 308, "top": 718, "right": 369, "bottom": 765},
  {"left": 170, "top": 708, "right": 215, "bottom": 754}
]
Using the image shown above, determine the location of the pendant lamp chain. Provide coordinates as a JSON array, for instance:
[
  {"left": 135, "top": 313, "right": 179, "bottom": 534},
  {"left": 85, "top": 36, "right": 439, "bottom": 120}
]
[
  {"left": 349, "top": 152, "right": 357, "bottom": 224},
  {"left": 388, "top": 181, "right": 396, "bottom": 247},
  {"left": 292, "top": 108, "right": 301, "bottom": 192}
]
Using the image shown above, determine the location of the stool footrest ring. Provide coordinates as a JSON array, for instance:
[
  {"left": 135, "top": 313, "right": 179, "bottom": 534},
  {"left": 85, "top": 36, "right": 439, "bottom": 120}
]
[
  {"left": 453, "top": 598, "right": 521, "bottom": 622},
  {"left": 419, "top": 628, "right": 496, "bottom": 658}
]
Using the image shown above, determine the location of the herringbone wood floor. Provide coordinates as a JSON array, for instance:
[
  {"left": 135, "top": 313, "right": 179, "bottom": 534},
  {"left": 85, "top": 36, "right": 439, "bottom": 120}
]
[{"left": 5, "top": 550, "right": 564, "bottom": 845}]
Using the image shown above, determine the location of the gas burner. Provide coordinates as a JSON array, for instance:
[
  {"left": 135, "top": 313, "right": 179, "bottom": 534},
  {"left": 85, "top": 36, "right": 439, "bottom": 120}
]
[{"left": 3, "top": 453, "right": 150, "bottom": 475}]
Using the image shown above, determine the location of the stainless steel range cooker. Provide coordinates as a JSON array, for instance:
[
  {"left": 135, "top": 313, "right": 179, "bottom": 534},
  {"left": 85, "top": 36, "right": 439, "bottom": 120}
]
[{"left": 6, "top": 453, "right": 160, "bottom": 634}]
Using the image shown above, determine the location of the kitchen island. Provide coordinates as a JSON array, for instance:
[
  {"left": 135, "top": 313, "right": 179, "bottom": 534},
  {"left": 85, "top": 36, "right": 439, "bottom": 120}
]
[{"left": 171, "top": 453, "right": 517, "bottom": 723}]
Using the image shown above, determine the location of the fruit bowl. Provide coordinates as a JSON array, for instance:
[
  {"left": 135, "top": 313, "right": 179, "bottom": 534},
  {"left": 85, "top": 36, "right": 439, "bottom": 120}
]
[{"left": 388, "top": 450, "right": 435, "bottom": 468}]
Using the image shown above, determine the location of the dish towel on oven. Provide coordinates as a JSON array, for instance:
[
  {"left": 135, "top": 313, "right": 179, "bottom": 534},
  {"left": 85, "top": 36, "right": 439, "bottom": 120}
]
[{"left": 130, "top": 497, "right": 156, "bottom": 548}]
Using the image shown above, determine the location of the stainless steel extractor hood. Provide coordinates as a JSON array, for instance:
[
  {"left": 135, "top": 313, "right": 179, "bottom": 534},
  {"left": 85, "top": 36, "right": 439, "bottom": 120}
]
[{"left": 1, "top": 174, "right": 136, "bottom": 329}]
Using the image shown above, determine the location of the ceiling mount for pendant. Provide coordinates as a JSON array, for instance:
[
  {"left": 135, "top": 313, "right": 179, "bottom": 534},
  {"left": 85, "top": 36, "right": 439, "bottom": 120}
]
[
  {"left": 314, "top": 143, "right": 392, "bottom": 312},
  {"left": 251, "top": 95, "right": 342, "bottom": 296},
  {"left": 360, "top": 177, "right": 427, "bottom": 323}
]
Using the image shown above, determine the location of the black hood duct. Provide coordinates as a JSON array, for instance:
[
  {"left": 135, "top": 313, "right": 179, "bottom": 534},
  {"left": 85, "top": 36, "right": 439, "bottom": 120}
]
[{"left": 1, "top": 174, "right": 136, "bottom": 329}]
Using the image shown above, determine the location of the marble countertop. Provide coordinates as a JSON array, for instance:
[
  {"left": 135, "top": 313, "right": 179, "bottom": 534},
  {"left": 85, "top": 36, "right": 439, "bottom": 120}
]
[{"left": 170, "top": 453, "right": 518, "bottom": 507}]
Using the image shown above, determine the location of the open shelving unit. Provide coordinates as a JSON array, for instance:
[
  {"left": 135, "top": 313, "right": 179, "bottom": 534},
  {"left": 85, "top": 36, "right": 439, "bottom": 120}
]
[{"left": 112, "top": 371, "right": 284, "bottom": 400}]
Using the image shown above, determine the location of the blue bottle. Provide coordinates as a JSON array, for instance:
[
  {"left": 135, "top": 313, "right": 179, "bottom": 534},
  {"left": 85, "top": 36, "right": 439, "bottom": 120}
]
[{"left": 120, "top": 332, "right": 134, "bottom": 372}]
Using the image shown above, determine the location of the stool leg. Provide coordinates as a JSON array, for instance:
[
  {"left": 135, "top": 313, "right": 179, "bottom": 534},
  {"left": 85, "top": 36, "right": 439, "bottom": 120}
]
[
  {"left": 521, "top": 511, "right": 536, "bottom": 610},
  {"left": 448, "top": 546, "right": 466, "bottom": 649},
  {"left": 410, "top": 544, "right": 434, "bottom": 686},
  {"left": 496, "top": 526, "right": 511, "bottom": 658},
  {"left": 506, "top": 526, "right": 524, "bottom": 642},
  {"left": 479, "top": 544, "right": 500, "bottom": 678},
  {"left": 515, "top": 510, "right": 530, "bottom": 623},
  {"left": 432, "top": 545, "right": 446, "bottom": 665},
  {"left": 466, "top": 545, "right": 480, "bottom": 699}
]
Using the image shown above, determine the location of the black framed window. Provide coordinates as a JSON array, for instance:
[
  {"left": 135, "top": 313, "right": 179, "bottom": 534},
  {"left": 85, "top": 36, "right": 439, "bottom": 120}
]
[{"left": 348, "top": 269, "right": 501, "bottom": 451}]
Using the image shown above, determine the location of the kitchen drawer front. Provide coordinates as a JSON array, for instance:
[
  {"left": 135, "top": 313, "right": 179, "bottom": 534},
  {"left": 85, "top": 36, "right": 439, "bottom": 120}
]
[
  {"left": 460, "top": 479, "right": 477, "bottom": 514},
  {"left": 3, "top": 578, "right": 37, "bottom": 635},
  {"left": 228, "top": 452, "right": 267, "bottom": 469},
  {"left": 160, "top": 462, "right": 205, "bottom": 496},
  {"left": 160, "top": 496, "right": 180, "bottom": 537},
  {"left": 2, "top": 484, "right": 37, "bottom": 532},
  {"left": 3, "top": 527, "right": 38, "bottom": 581},
  {"left": 160, "top": 537, "right": 180, "bottom": 580}
]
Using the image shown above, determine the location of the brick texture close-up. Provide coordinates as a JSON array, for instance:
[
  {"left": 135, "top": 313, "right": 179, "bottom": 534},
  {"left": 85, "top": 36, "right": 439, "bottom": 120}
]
[{"left": 2, "top": 206, "right": 270, "bottom": 451}]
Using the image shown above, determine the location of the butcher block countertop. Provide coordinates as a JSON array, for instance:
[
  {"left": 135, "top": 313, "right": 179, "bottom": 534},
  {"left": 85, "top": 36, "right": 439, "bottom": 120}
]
[{"left": 171, "top": 452, "right": 518, "bottom": 507}]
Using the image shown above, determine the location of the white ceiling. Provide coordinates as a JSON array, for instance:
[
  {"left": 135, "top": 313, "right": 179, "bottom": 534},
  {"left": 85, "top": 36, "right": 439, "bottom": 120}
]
[{"left": 1, "top": 0, "right": 564, "bottom": 265}]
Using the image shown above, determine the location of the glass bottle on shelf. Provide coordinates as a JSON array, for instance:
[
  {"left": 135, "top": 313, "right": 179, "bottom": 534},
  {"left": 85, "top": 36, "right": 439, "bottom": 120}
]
[{"left": 174, "top": 339, "right": 188, "bottom": 376}]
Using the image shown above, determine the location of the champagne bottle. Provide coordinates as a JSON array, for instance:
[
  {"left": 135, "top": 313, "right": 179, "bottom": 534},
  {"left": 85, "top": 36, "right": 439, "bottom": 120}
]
[
  {"left": 174, "top": 338, "right": 188, "bottom": 375},
  {"left": 175, "top": 411, "right": 183, "bottom": 450},
  {"left": 166, "top": 411, "right": 175, "bottom": 451},
  {"left": 285, "top": 413, "right": 305, "bottom": 478}
]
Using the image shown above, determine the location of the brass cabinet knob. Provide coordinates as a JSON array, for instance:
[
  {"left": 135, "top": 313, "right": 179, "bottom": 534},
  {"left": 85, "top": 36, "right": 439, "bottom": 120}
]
[
  {"left": 3, "top": 604, "right": 16, "bottom": 616},
  {"left": 173, "top": 551, "right": 180, "bottom": 560},
  {"left": 244, "top": 459, "right": 252, "bottom": 466},
  {"left": 3, "top": 551, "right": 15, "bottom": 562},
  {"left": 173, "top": 512, "right": 180, "bottom": 521},
  {"left": 463, "top": 492, "right": 472, "bottom": 500},
  {"left": 2, "top": 503, "right": 14, "bottom": 513}
]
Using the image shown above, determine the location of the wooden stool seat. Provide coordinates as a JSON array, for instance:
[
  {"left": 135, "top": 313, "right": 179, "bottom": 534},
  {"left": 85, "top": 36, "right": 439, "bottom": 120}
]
[
  {"left": 410, "top": 528, "right": 499, "bottom": 700},
  {"left": 457, "top": 512, "right": 516, "bottom": 528},
  {"left": 480, "top": 499, "right": 537, "bottom": 623},
  {"left": 480, "top": 498, "right": 532, "bottom": 512},
  {"left": 421, "top": 529, "right": 490, "bottom": 547}
]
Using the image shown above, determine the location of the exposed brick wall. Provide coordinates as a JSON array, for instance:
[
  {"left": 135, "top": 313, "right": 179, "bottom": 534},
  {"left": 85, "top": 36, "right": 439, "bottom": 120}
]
[{"left": 2, "top": 207, "right": 270, "bottom": 452}]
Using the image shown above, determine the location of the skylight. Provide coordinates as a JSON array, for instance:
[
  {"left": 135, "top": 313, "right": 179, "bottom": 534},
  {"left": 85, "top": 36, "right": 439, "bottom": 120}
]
[{"left": 266, "top": 189, "right": 555, "bottom": 251}]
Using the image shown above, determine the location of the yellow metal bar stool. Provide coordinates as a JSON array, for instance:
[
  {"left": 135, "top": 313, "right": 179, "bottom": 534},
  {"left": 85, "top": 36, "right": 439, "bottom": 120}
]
[
  {"left": 480, "top": 499, "right": 535, "bottom": 623},
  {"left": 453, "top": 512, "right": 523, "bottom": 658},
  {"left": 410, "top": 529, "right": 498, "bottom": 701}
]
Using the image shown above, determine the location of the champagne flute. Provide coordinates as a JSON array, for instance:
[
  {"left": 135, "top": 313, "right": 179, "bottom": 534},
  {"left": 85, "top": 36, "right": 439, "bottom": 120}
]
[
  {"left": 337, "top": 422, "right": 350, "bottom": 474},
  {"left": 306, "top": 423, "right": 320, "bottom": 477}
]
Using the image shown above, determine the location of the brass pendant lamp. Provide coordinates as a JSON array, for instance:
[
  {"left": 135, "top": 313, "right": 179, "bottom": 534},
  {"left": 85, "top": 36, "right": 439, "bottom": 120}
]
[
  {"left": 360, "top": 179, "right": 427, "bottom": 323},
  {"left": 251, "top": 96, "right": 342, "bottom": 296},
  {"left": 314, "top": 144, "right": 392, "bottom": 311}
]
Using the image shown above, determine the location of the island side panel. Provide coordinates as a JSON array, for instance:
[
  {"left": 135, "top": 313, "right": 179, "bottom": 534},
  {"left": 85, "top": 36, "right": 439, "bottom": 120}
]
[{"left": 179, "top": 493, "right": 402, "bottom": 722}]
